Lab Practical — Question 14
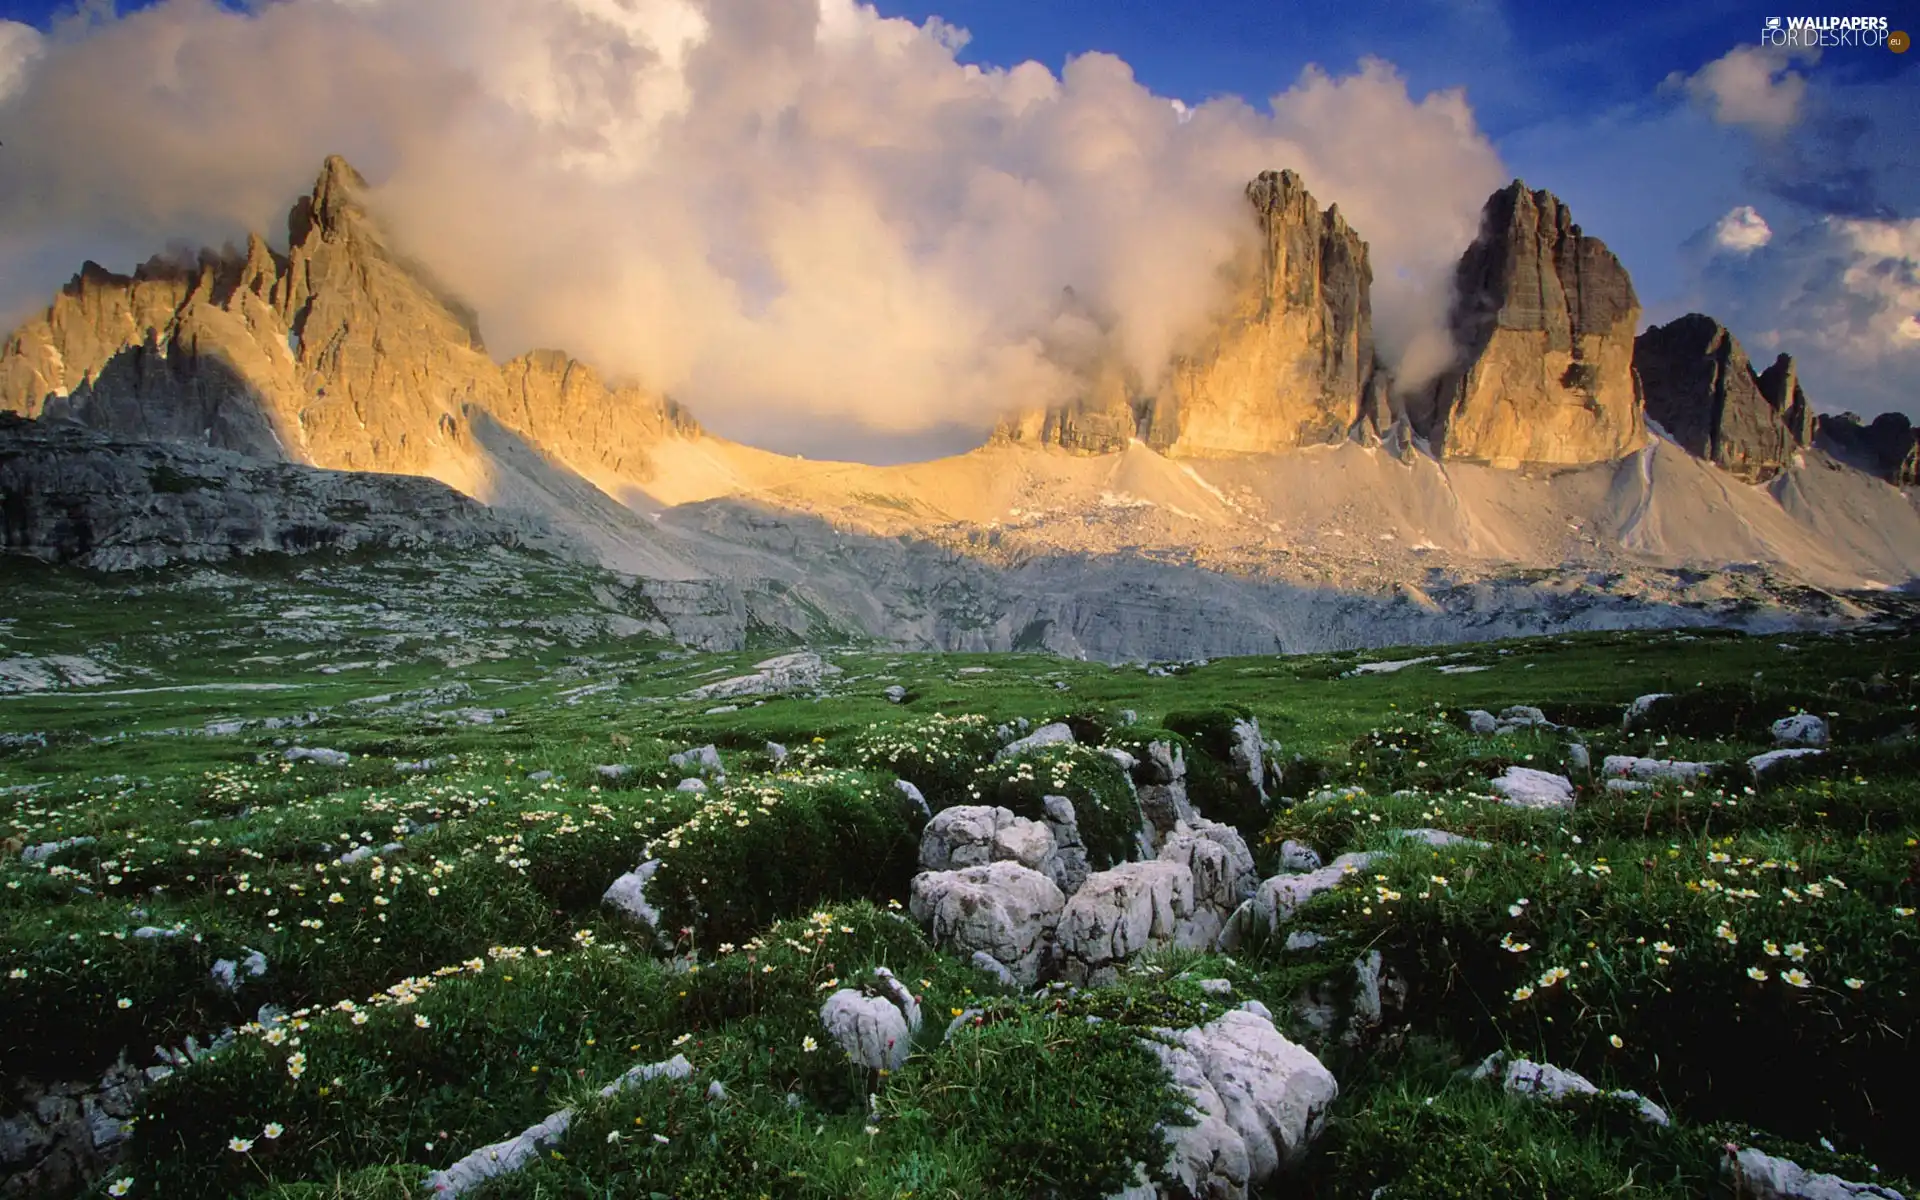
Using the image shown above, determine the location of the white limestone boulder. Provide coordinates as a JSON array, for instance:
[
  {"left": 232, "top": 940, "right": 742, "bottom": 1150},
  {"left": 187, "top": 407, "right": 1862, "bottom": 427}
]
[
  {"left": 1724, "top": 1146, "right": 1907, "bottom": 1199},
  {"left": 1218, "top": 853, "right": 1376, "bottom": 952},
  {"left": 684, "top": 652, "right": 837, "bottom": 700},
  {"left": 1156, "top": 819, "right": 1257, "bottom": 948},
  {"left": 1602, "top": 755, "right": 1716, "bottom": 784},
  {"left": 994, "top": 722, "right": 1075, "bottom": 762},
  {"left": 1489, "top": 766, "right": 1576, "bottom": 810},
  {"left": 1749, "top": 748, "right": 1824, "bottom": 777},
  {"left": 909, "top": 862, "right": 1064, "bottom": 986},
  {"left": 1146, "top": 1008, "right": 1338, "bottom": 1198},
  {"left": 820, "top": 967, "right": 922, "bottom": 1072},
  {"left": 1058, "top": 860, "right": 1195, "bottom": 983}
]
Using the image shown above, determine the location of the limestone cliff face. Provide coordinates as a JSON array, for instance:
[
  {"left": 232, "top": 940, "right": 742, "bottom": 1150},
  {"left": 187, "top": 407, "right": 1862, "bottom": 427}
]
[
  {"left": 998, "top": 169, "right": 1390, "bottom": 456},
  {"left": 1635, "top": 314, "right": 1810, "bottom": 483},
  {"left": 0, "top": 156, "right": 695, "bottom": 491},
  {"left": 1416, "top": 182, "right": 1645, "bottom": 466},
  {"left": 1815, "top": 411, "right": 1920, "bottom": 485},
  {"left": 0, "top": 413, "right": 529, "bottom": 570}
]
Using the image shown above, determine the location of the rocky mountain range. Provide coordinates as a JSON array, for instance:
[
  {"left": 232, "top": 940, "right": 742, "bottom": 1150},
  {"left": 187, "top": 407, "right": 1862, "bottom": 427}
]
[{"left": 3, "top": 155, "right": 1919, "bottom": 659}]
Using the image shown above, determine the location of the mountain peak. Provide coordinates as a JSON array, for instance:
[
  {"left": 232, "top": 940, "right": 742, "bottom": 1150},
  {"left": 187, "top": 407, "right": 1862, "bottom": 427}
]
[
  {"left": 289, "top": 154, "right": 374, "bottom": 247},
  {"left": 1412, "top": 181, "right": 1644, "bottom": 465}
]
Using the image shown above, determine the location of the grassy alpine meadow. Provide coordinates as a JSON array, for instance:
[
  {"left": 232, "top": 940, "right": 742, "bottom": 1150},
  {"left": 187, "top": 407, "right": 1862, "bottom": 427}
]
[{"left": 2, "top": 552, "right": 1918, "bottom": 1198}]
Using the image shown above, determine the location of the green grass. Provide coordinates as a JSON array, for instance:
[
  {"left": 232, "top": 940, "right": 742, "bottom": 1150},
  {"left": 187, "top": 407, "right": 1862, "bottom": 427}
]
[{"left": 3, "top": 555, "right": 1918, "bottom": 1197}]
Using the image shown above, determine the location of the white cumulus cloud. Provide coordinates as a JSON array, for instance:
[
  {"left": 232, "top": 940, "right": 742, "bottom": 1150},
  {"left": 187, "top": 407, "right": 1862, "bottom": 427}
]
[
  {"left": 1712, "top": 205, "right": 1773, "bottom": 252},
  {"left": 1672, "top": 43, "right": 1815, "bottom": 133},
  {"left": 1689, "top": 213, "right": 1920, "bottom": 419},
  {"left": 0, "top": 0, "right": 1506, "bottom": 456},
  {"left": 0, "top": 20, "right": 42, "bottom": 104}
]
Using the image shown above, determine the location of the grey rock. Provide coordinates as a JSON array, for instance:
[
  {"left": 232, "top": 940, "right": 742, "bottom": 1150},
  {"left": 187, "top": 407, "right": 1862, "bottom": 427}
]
[
  {"left": 883, "top": 685, "right": 907, "bottom": 703},
  {"left": 894, "top": 778, "right": 930, "bottom": 818},
  {"left": 1772, "top": 714, "right": 1830, "bottom": 747},
  {"left": 285, "top": 746, "right": 349, "bottom": 768},
  {"left": 1143, "top": 1008, "right": 1338, "bottom": 1197},
  {"left": 1278, "top": 839, "right": 1323, "bottom": 873},
  {"left": 604, "top": 861, "right": 666, "bottom": 943},
  {"left": 1499, "top": 705, "right": 1554, "bottom": 728},
  {"left": 1220, "top": 852, "right": 1377, "bottom": 951},
  {"left": 910, "top": 862, "right": 1065, "bottom": 987},
  {"left": 1566, "top": 743, "right": 1591, "bottom": 773},
  {"left": 1229, "top": 716, "right": 1268, "bottom": 798},
  {"left": 0, "top": 415, "right": 530, "bottom": 572},
  {"left": 1489, "top": 765, "right": 1575, "bottom": 810},
  {"left": 970, "top": 951, "right": 1017, "bottom": 989},
  {"left": 1815, "top": 410, "right": 1920, "bottom": 485},
  {"left": 427, "top": 1056, "right": 693, "bottom": 1197},
  {"left": 667, "top": 744, "right": 724, "bottom": 777},
  {"left": 1623, "top": 693, "right": 1673, "bottom": 730},
  {"left": 20, "top": 836, "right": 95, "bottom": 864},
  {"left": 1058, "top": 860, "right": 1196, "bottom": 983},
  {"left": 1724, "top": 1146, "right": 1907, "bottom": 1199},
  {"left": 1157, "top": 818, "right": 1258, "bottom": 948},
  {"left": 1750, "top": 748, "right": 1823, "bottom": 776},
  {"left": 674, "top": 777, "right": 707, "bottom": 793},
  {"left": 764, "top": 741, "right": 789, "bottom": 764},
  {"left": 1468, "top": 709, "right": 1499, "bottom": 735},
  {"left": 820, "top": 968, "right": 921, "bottom": 1071},
  {"left": 1391, "top": 827, "right": 1491, "bottom": 849},
  {"left": 995, "top": 722, "right": 1075, "bottom": 762},
  {"left": 684, "top": 652, "right": 837, "bottom": 700},
  {"left": 1638, "top": 315, "right": 1812, "bottom": 482},
  {"left": 593, "top": 764, "right": 630, "bottom": 781},
  {"left": 1602, "top": 755, "right": 1715, "bottom": 784},
  {"left": 1472, "top": 1053, "right": 1670, "bottom": 1126}
]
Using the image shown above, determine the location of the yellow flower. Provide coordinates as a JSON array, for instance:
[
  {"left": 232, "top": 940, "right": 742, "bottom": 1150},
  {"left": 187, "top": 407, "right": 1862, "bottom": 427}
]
[
  {"left": 1511, "top": 985, "right": 1534, "bottom": 1002},
  {"left": 1782, "top": 969, "right": 1811, "bottom": 988},
  {"left": 228, "top": 1136, "right": 254, "bottom": 1153},
  {"left": 1747, "top": 967, "right": 1769, "bottom": 982},
  {"left": 1609, "top": 1035, "right": 1624, "bottom": 1049},
  {"left": 262, "top": 1122, "right": 284, "bottom": 1140},
  {"left": 802, "top": 1036, "right": 818, "bottom": 1053},
  {"left": 672, "top": 1032, "right": 693, "bottom": 1046}
]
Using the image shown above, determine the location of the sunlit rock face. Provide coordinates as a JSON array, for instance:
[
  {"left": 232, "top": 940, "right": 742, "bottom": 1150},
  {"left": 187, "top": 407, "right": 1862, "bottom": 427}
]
[
  {"left": 1413, "top": 181, "right": 1646, "bottom": 468},
  {"left": 997, "top": 169, "right": 1392, "bottom": 457},
  {"left": 0, "top": 156, "right": 696, "bottom": 489}
]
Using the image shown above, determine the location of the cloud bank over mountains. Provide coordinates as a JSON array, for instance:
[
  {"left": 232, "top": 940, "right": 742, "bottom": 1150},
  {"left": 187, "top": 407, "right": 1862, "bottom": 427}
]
[
  {"left": 0, "top": 0, "right": 1503, "bottom": 456},
  {"left": 0, "top": 1, "right": 1909, "bottom": 456}
]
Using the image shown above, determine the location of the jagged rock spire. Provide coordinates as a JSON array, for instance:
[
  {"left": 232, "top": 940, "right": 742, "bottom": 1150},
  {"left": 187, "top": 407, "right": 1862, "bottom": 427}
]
[
  {"left": 1411, "top": 180, "right": 1645, "bottom": 466},
  {"left": 1636, "top": 314, "right": 1808, "bottom": 483}
]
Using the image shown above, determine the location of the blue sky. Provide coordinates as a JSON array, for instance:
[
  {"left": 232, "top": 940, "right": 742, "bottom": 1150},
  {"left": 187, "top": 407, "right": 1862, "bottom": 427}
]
[{"left": 0, "top": 0, "right": 1913, "bottom": 430}]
